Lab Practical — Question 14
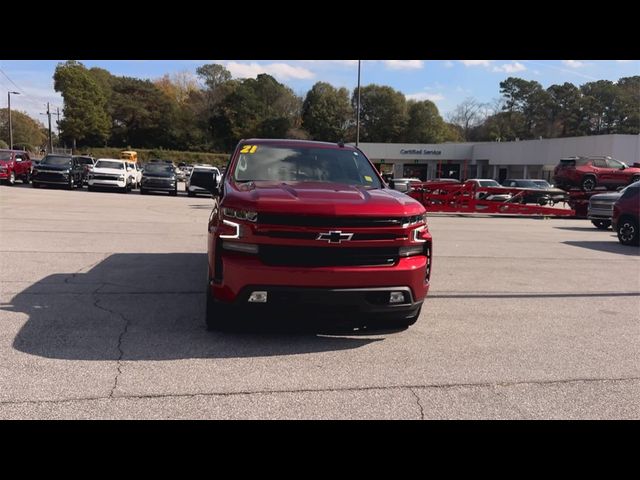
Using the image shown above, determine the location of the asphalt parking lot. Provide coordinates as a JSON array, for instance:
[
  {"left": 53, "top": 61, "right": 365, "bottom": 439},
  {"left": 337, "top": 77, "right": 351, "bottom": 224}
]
[{"left": 0, "top": 183, "right": 638, "bottom": 419}]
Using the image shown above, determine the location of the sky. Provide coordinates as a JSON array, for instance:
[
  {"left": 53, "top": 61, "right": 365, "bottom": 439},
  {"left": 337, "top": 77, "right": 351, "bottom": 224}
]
[{"left": 0, "top": 60, "right": 638, "bottom": 128}]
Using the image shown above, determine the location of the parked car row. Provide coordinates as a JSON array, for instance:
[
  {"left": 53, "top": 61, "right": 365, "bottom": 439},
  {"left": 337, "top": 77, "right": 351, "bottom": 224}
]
[{"left": 1, "top": 150, "right": 222, "bottom": 198}]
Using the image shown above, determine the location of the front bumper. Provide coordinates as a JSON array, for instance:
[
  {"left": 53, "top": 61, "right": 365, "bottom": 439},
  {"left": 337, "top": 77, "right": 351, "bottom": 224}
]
[
  {"left": 32, "top": 171, "right": 69, "bottom": 184},
  {"left": 226, "top": 285, "right": 423, "bottom": 321},
  {"left": 212, "top": 254, "right": 430, "bottom": 307},
  {"left": 142, "top": 179, "right": 176, "bottom": 191},
  {"left": 88, "top": 179, "right": 126, "bottom": 189}
]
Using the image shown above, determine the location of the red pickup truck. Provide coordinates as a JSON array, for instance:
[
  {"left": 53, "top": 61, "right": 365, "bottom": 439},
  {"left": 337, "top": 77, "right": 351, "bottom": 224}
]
[
  {"left": 192, "top": 139, "right": 433, "bottom": 331},
  {"left": 0, "top": 150, "right": 33, "bottom": 185}
]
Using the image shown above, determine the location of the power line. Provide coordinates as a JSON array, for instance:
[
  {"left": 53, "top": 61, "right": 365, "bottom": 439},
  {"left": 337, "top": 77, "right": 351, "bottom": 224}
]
[{"left": 0, "top": 68, "right": 24, "bottom": 94}]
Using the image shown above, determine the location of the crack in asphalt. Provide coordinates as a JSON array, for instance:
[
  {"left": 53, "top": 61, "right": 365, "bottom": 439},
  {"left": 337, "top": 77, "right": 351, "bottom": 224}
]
[
  {"left": 92, "top": 298, "right": 131, "bottom": 398},
  {"left": 1, "top": 376, "right": 638, "bottom": 409},
  {"left": 409, "top": 388, "right": 425, "bottom": 420}
]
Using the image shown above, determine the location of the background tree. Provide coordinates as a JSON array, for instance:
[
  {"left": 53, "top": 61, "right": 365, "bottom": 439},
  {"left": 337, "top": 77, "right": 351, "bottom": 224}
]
[
  {"left": 404, "top": 100, "right": 448, "bottom": 143},
  {"left": 615, "top": 76, "right": 640, "bottom": 134},
  {"left": 301, "top": 82, "right": 352, "bottom": 142},
  {"left": 0, "top": 109, "right": 48, "bottom": 150},
  {"left": 446, "top": 97, "right": 488, "bottom": 140},
  {"left": 499, "top": 77, "right": 550, "bottom": 139},
  {"left": 108, "top": 76, "right": 178, "bottom": 148},
  {"left": 353, "top": 85, "right": 407, "bottom": 142},
  {"left": 546, "top": 82, "right": 583, "bottom": 137},
  {"left": 213, "top": 74, "right": 301, "bottom": 150},
  {"left": 53, "top": 60, "right": 111, "bottom": 148}
]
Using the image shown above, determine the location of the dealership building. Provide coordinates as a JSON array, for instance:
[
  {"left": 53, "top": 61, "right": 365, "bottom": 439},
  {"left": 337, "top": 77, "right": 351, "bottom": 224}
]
[{"left": 353, "top": 134, "right": 640, "bottom": 183}]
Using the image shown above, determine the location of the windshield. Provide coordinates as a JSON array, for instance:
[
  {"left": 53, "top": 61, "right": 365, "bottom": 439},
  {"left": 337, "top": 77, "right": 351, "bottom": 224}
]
[
  {"left": 232, "top": 145, "right": 382, "bottom": 188},
  {"left": 0, "top": 152, "right": 12, "bottom": 161},
  {"left": 74, "top": 157, "right": 94, "bottom": 165},
  {"left": 41, "top": 156, "right": 71, "bottom": 166},
  {"left": 478, "top": 180, "right": 500, "bottom": 187},
  {"left": 95, "top": 160, "right": 124, "bottom": 170},
  {"left": 144, "top": 164, "right": 174, "bottom": 174},
  {"left": 532, "top": 180, "right": 551, "bottom": 188},
  {"left": 513, "top": 180, "right": 538, "bottom": 188}
]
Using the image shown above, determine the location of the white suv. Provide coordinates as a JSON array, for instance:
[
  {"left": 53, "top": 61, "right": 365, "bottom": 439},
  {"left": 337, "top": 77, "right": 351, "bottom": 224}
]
[
  {"left": 87, "top": 159, "right": 132, "bottom": 192},
  {"left": 126, "top": 161, "right": 142, "bottom": 189}
]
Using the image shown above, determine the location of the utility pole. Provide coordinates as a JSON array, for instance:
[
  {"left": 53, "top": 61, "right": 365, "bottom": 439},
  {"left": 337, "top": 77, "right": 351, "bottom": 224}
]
[
  {"left": 56, "top": 107, "right": 60, "bottom": 145},
  {"left": 45, "top": 103, "right": 53, "bottom": 153},
  {"left": 8, "top": 91, "right": 20, "bottom": 150},
  {"left": 356, "top": 60, "right": 361, "bottom": 147}
]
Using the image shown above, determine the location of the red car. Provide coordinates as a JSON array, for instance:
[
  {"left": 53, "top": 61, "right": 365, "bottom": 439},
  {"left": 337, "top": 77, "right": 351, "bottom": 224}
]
[
  {"left": 0, "top": 149, "right": 32, "bottom": 185},
  {"left": 612, "top": 181, "right": 640, "bottom": 246},
  {"left": 553, "top": 156, "right": 640, "bottom": 192},
  {"left": 193, "top": 139, "right": 432, "bottom": 331}
]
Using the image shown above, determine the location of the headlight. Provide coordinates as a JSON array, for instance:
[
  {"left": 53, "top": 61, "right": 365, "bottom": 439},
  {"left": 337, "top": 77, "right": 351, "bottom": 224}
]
[
  {"left": 223, "top": 207, "right": 258, "bottom": 222},
  {"left": 403, "top": 212, "right": 428, "bottom": 227},
  {"left": 118, "top": 175, "right": 125, "bottom": 181}
]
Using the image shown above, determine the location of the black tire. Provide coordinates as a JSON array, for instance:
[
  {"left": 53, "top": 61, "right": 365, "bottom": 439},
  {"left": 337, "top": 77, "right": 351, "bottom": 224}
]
[
  {"left": 617, "top": 216, "right": 640, "bottom": 246},
  {"left": 631, "top": 175, "right": 640, "bottom": 185},
  {"left": 205, "top": 282, "right": 231, "bottom": 331},
  {"left": 32, "top": 181, "right": 40, "bottom": 188},
  {"left": 7, "top": 171, "right": 15, "bottom": 186},
  {"left": 23, "top": 172, "right": 31, "bottom": 184},
  {"left": 140, "top": 188, "right": 147, "bottom": 195},
  {"left": 591, "top": 219, "right": 611, "bottom": 230},
  {"left": 170, "top": 188, "right": 178, "bottom": 196},
  {"left": 67, "top": 177, "right": 74, "bottom": 190},
  {"left": 581, "top": 176, "right": 596, "bottom": 192},
  {"left": 187, "top": 190, "right": 195, "bottom": 197},
  {"left": 87, "top": 186, "right": 94, "bottom": 192}
]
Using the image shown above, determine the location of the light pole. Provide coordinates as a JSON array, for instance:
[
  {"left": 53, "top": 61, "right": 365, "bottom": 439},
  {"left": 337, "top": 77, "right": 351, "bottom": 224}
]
[
  {"left": 356, "top": 60, "right": 361, "bottom": 147},
  {"left": 8, "top": 91, "right": 20, "bottom": 150}
]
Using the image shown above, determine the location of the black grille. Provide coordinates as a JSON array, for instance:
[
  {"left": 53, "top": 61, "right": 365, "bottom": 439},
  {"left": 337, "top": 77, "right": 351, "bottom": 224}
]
[
  {"left": 258, "top": 213, "right": 416, "bottom": 228},
  {"left": 258, "top": 245, "right": 399, "bottom": 267},
  {"left": 94, "top": 174, "right": 119, "bottom": 180},
  {"left": 35, "top": 171, "right": 66, "bottom": 181}
]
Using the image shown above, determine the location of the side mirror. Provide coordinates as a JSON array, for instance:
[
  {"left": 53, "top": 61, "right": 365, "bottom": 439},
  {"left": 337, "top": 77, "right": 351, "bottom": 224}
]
[{"left": 190, "top": 171, "right": 221, "bottom": 197}]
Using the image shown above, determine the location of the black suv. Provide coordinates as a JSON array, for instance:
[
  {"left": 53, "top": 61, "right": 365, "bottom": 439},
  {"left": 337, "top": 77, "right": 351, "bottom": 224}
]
[
  {"left": 73, "top": 155, "right": 96, "bottom": 185},
  {"left": 32, "top": 154, "right": 85, "bottom": 189}
]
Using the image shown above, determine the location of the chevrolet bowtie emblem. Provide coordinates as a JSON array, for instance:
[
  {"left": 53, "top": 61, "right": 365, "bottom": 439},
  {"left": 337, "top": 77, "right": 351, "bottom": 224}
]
[{"left": 316, "top": 231, "right": 354, "bottom": 244}]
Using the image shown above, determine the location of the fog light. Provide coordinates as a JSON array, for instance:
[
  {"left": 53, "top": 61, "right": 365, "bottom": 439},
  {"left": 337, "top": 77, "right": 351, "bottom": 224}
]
[
  {"left": 248, "top": 291, "right": 268, "bottom": 303},
  {"left": 389, "top": 292, "right": 405, "bottom": 304}
]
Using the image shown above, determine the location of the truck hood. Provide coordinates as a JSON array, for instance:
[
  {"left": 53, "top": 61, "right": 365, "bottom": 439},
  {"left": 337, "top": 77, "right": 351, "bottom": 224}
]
[
  {"left": 34, "top": 164, "right": 70, "bottom": 172},
  {"left": 224, "top": 180, "right": 425, "bottom": 216},
  {"left": 590, "top": 192, "right": 622, "bottom": 202}
]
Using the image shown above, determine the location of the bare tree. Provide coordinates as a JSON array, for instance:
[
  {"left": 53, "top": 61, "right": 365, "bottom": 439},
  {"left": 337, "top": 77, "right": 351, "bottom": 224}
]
[{"left": 446, "top": 97, "right": 489, "bottom": 140}]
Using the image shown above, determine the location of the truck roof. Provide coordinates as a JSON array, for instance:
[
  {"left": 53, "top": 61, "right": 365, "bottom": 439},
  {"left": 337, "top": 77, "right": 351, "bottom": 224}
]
[{"left": 241, "top": 138, "right": 356, "bottom": 150}]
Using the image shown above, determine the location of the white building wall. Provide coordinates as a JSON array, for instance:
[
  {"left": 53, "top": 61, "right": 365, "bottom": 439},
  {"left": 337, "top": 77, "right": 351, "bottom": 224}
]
[{"left": 354, "top": 135, "right": 639, "bottom": 180}]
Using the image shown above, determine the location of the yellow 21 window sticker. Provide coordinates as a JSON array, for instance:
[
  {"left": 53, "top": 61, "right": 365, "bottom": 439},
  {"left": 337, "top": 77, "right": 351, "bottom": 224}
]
[
  {"left": 364, "top": 175, "right": 373, "bottom": 182},
  {"left": 240, "top": 145, "right": 258, "bottom": 154}
]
